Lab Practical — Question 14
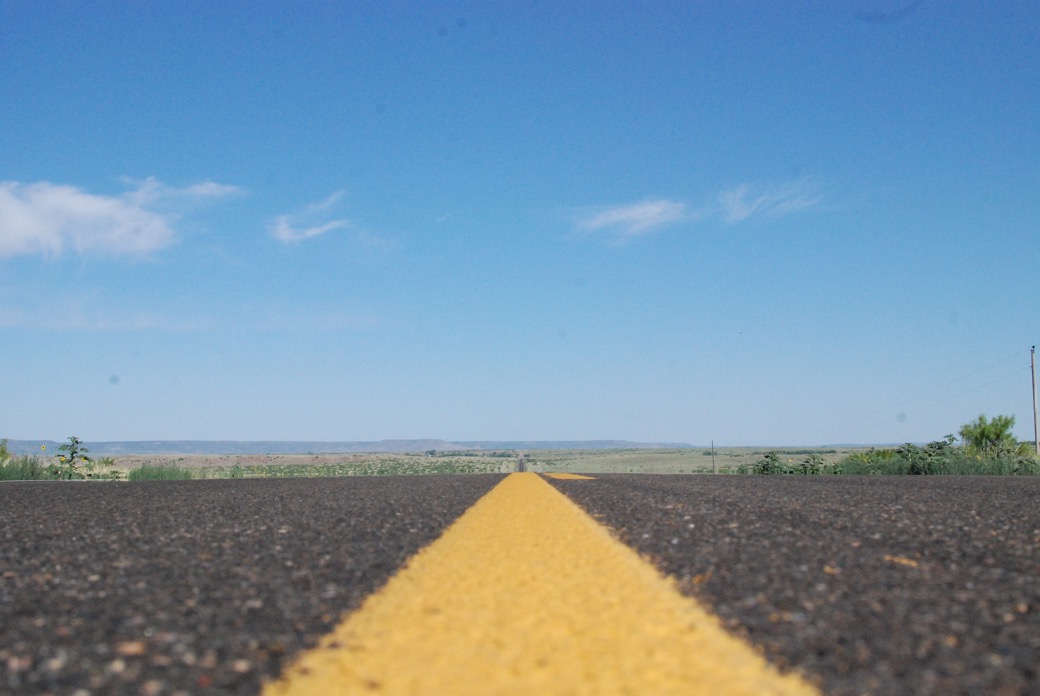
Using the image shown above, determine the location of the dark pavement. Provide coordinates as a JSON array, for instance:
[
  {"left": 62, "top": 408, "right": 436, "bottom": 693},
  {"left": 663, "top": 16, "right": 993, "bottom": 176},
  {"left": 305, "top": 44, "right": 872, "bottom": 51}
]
[
  {"left": 4, "top": 473, "right": 1038, "bottom": 695},
  {"left": 0, "top": 475, "right": 504, "bottom": 695},
  {"left": 547, "top": 474, "right": 1040, "bottom": 695}
]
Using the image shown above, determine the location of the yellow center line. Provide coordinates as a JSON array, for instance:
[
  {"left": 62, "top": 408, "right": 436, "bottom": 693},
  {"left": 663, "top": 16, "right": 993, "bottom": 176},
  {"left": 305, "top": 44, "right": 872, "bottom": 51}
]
[
  {"left": 263, "top": 473, "right": 819, "bottom": 695},
  {"left": 543, "top": 472, "right": 596, "bottom": 480}
]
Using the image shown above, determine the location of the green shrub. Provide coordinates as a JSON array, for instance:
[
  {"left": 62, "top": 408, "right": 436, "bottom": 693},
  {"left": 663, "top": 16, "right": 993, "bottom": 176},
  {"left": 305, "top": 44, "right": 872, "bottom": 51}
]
[
  {"left": 752, "top": 452, "right": 786, "bottom": 475},
  {"left": 831, "top": 436, "right": 1040, "bottom": 476},
  {"left": 0, "top": 455, "right": 48, "bottom": 480},
  {"left": 128, "top": 465, "right": 194, "bottom": 481},
  {"left": 838, "top": 447, "right": 900, "bottom": 475},
  {"left": 750, "top": 451, "right": 829, "bottom": 475},
  {"left": 798, "top": 454, "right": 825, "bottom": 475}
]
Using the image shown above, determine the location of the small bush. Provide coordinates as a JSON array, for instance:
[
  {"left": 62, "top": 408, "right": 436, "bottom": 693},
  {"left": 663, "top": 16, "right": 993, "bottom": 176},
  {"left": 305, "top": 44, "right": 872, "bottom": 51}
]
[
  {"left": 750, "top": 451, "right": 829, "bottom": 475},
  {"left": 0, "top": 455, "right": 49, "bottom": 481},
  {"left": 830, "top": 437, "right": 1040, "bottom": 476},
  {"left": 798, "top": 454, "right": 825, "bottom": 475},
  {"left": 744, "top": 435, "right": 1040, "bottom": 477},
  {"left": 128, "top": 465, "right": 194, "bottom": 481},
  {"left": 752, "top": 451, "right": 785, "bottom": 475}
]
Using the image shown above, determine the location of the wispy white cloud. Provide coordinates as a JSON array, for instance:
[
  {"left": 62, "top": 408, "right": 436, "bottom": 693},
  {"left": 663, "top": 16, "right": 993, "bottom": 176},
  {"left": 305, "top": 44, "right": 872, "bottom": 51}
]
[
  {"left": 270, "top": 217, "right": 349, "bottom": 243},
  {"left": 120, "top": 177, "right": 245, "bottom": 208},
  {"left": 573, "top": 179, "right": 822, "bottom": 243},
  {"left": 574, "top": 198, "right": 691, "bottom": 242},
  {"left": 716, "top": 178, "right": 821, "bottom": 223},
  {"left": 181, "top": 181, "right": 245, "bottom": 199},
  {"left": 0, "top": 181, "right": 173, "bottom": 257},
  {"left": 0, "top": 178, "right": 243, "bottom": 258},
  {"left": 270, "top": 191, "right": 350, "bottom": 243}
]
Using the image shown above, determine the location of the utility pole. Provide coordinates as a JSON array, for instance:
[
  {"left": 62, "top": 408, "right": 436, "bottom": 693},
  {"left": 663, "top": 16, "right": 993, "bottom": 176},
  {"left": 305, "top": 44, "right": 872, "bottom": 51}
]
[
  {"left": 711, "top": 440, "right": 716, "bottom": 474},
  {"left": 1032, "top": 346, "right": 1039, "bottom": 455}
]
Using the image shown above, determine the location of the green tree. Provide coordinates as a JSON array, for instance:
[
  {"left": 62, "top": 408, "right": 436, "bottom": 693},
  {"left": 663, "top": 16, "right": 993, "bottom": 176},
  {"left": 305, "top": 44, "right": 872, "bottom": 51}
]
[{"left": 959, "top": 415, "right": 1018, "bottom": 457}]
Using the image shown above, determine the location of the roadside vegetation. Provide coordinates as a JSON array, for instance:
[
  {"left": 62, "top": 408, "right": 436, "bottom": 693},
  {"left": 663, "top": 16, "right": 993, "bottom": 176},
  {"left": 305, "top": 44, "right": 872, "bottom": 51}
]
[
  {"left": 3, "top": 415, "right": 1037, "bottom": 481},
  {"left": 0, "top": 437, "right": 123, "bottom": 481},
  {"left": 127, "top": 464, "right": 194, "bottom": 481},
  {"left": 0, "top": 441, "right": 512, "bottom": 481},
  {"left": 743, "top": 415, "right": 1039, "bottom": 476},
  {"left": 197, "top": 457, "right": 506, "bottom": 479}
]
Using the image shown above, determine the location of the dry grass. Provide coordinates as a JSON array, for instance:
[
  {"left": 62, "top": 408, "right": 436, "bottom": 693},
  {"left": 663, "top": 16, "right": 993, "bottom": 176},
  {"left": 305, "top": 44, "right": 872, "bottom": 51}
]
[
  {"left": 511, "top": 447, "right": 864, "bottom": 475},
  {"left": 105, "top": 447, "right": 877, "bottom": 478}
]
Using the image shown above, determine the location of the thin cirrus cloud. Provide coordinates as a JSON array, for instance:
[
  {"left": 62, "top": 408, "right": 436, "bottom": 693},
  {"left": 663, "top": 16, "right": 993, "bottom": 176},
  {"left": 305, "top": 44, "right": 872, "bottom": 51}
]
[
  {"left": 0, "top": 178, "right": 243, "bottom": 258},
  {"left": 121, "top": 176, "right": 245, "bottom": 207},
  {"left": 269, "top": 191, "right": 350, "bottom": 243},
  {"left": 574, "top": 198, "right": 692, "bottom": 242},
  {"left": 716, "top": 178, "right": 821, "bottom": 223},
  {"left": 575, "top": 179, "right": 821, "bottom": 242}
]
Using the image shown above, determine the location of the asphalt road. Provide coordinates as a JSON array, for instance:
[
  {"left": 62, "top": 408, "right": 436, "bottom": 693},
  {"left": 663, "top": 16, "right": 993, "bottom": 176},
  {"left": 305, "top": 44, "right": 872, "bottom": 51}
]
[
  {"left": 0, "top": 475, "right": 505, "bottom": 695},
  {"left": 3, "top": 474, "right": 1038, "bottom": 694},
  {"left": 547, "top": 474, "right": 1040, "bottom": 695}
]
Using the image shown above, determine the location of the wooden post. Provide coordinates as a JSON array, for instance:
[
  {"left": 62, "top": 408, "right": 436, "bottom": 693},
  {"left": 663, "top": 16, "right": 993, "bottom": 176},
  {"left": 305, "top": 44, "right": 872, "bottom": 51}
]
[{"left": 1031, "top": 346, "right": 1039, "bottom": 455}]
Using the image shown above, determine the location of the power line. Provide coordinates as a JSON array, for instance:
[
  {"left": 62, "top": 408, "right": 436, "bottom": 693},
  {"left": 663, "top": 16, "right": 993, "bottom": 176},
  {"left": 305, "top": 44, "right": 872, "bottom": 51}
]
[
  {"left": 894, "top": 366, "right": 1027, "bottom": 425},
  {"left": 832, "top": 349, "right": 1029, "bottom": 436}
]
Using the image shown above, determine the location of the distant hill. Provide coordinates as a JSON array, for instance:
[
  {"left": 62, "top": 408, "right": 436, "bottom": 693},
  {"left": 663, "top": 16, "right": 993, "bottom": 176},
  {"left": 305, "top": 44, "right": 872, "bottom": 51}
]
[{"left": 5, "top": 439, "right": 694, "bottom": 456}]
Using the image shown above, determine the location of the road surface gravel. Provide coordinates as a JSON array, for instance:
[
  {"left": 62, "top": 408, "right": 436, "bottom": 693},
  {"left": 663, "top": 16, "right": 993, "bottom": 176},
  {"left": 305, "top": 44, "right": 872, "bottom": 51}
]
[
  {"left": 547, "top": 474, "right": 1040, "bottom": 695},
  {"left": 5, "top": 473, "right": 1038, "bottom": 695},
  {"left": 0, "top": 475, "right": 504, "bottom": 695}
]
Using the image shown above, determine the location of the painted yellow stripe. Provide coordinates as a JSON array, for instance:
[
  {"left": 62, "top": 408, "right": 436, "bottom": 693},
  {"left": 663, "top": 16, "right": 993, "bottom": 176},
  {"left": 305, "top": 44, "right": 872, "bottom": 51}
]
[{"left": 263, "top": 473, "right": 819, "bottom": 695}]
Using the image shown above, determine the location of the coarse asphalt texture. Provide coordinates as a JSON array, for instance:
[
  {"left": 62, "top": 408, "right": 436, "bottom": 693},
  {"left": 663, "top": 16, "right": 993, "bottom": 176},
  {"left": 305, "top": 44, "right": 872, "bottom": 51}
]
[
  {"left": 0, "top": 475, "right": 505, "bottom": 695},
  {"left": 263, "top": 472, "right": 818, "bottom": 696},
  {"left": 546, "top": 474, "right": 1040, "bottom": 695}
]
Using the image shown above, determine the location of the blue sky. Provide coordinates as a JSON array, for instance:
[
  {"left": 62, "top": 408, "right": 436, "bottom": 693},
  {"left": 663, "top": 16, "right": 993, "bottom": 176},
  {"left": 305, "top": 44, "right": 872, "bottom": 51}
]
[{"left": 2, "top": 1, "right": 1038, "bottom": 446}]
